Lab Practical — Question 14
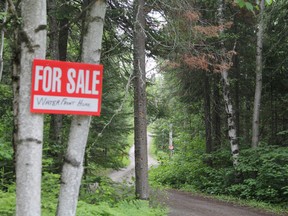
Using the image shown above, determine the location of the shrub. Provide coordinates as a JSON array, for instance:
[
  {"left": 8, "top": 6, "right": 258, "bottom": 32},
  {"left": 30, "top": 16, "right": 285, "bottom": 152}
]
[
  {"left": 150, "top": 144, "right": 288, "bottom": 205},
  {"left": 0, "top": 185, "right": 15, "bottom": 216}
]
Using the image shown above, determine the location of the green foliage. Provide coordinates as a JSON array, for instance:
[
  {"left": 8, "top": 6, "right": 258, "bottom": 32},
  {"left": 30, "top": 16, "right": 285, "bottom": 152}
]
[
  {"left": 234, "top": 0, "right": 272, "bottom": 11},
  {"left": 80, "top": 177, "right": 134, "bottom": 205},
  {"left": 151, "top": 144, "right": 288, "bottom": 205},
  {"left": 0, "top": 173, "right": 166, "bottom": 216},
  {"left": 0, "top": 84, "right": 14, "bottom": 188},
  {"left": 41, "top": 172, "right": 61, "bottom": 215},
  {"left": 230, "top": 147, "right": 288, "bottom": 203},
  {"left": 84, "top": 37, "right": 134, "bottom": 170},
  {"left": 77, "top": 200, "right": 166, "bottom": 216},
  {"left": 0, "top": 139, "right": 13, "bottom": 162},
  {"left": 149, "top": 133, "right": 207, "bottom": 188},
  {"left": 0, "top": 185, "right": 15, "bottom": 216},
  {"left": 235, "top": 0, "right": 254, "bottom": 11},
  {"left": 78, "top": 177, "right": 166, "bottom": 216}
]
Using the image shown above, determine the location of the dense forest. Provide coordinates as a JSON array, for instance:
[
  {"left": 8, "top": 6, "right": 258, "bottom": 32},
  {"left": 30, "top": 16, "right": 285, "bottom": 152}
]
[
  {"left": 149, "top": 0, "right": 288, "bottom": 209},
  {"left": 0, "top": 0, "right": 287, "bottom": 215}
]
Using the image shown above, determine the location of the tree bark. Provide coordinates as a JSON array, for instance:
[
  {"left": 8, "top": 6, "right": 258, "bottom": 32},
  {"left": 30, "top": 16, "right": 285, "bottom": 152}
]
[
  {"left": 234, "top": 45, "right": 240, "bottom": 139},
  {"left": 218, "top": 0, "right": 239, "bottom": 166},
  {"left": 221, "top": 71, "right": 239, "bottom": 166},
  {"left": 12, "top": 27, "right": 20, "bottom": 176},
  {"left": 47, "top": 0, "right": 63, "bottom": 171},
  {"left": 56, "top": 1, "right": 106, "bottom": 215},
  {"left": 0, "top": 0, "right": 8, "bottom": 82},
  {"left": 133, "top": 0, "right": 149, "bottom": 200},
  {"left": 204, "top": 73, "right": 212, "bottom": 154},
  {"left": 16, "top": 0, "right": 47, "bottom": 215},
  {"left": 58, "top": 17, "right": 69, "bottom": 62},
  {"left": 47, "top": 0, "right": 59, "bottom": 60},
  {"left": 252, "top": 0, "right": 265, "bottom": 148},
  {"left": 212, "top": 75, "right": 221, "bottom": 149}
]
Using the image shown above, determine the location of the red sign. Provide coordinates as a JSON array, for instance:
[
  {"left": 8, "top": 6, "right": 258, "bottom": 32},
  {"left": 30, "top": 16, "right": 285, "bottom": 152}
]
[{"left": 30, "top": 59, "right": 103, "bottom": 116}]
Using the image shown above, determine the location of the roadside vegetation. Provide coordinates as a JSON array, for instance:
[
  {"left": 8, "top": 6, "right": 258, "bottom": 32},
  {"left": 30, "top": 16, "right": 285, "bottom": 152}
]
[
  {"left": 149, "top": 118, "right": 288, "bottom": 215},
  {"left": 0, "top": 171, "right": 166, "bottom": 216}
]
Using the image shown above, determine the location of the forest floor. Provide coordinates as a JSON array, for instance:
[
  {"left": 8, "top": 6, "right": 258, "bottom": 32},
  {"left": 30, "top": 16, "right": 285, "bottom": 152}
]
[{"left": 108, "top": 135, "right": 286, "bottom": 216}]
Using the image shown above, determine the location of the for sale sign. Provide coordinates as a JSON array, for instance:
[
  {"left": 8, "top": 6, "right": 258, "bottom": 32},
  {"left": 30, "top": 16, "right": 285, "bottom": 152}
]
[{"left": 31, "top": 59, "right": 103, "bottom": 116}]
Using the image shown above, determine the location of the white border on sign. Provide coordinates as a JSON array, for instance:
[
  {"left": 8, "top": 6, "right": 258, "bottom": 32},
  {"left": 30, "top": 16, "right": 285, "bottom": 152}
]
[{"left": 33, "top": 95, "right": 99, "bottom": 112}]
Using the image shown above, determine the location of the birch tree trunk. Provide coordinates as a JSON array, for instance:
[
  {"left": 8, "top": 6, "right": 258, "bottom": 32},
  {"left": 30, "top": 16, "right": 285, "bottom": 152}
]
[
  {"left": 56, "top": 1, "right": 106, "bottom": 215},
  {"left": 133, "top": 0, "right": 149, "bottom": 200},
  {"left": 218, "top": 0, "right": 239, "bottom": 166},
  {"left": 16, "top": 0, "right": 47, "bottom": 215},
  {"left": 252, "top": 0, "right": 265, "bottom": 148}
]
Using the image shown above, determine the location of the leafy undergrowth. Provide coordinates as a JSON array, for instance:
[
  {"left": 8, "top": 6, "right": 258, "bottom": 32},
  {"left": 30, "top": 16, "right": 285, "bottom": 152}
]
[
  {"left": 0, "top": 186, "right": 15, "bottom": 216},
  {"left": 0, "top": 172, "right": 167, "bottom": 216},
  {"left": 77, "top": 200, "right": 166, "bottom": 216},
  {"left": 149, "top": 145, "right": 288, "bottom": 215}
]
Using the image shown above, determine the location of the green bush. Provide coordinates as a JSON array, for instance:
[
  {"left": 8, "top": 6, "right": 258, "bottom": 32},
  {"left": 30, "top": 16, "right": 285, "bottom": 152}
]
[
  {"left": 233, "top": 147, "right": 288, "bottom": 203},
  {"left": 80, "top": 177, "right": 135, "bottom": 205},
  {"left": 42, "top": 172, "right": 61, "bottom": 215},
  {"left": 197, "top": 147, "right": 288, "bottom": 204},
  {"left": 0, "top": 185, "right": 15, "bottom": 216},
  {"left": 77, "top": 200, "right": 166, "bottom": 216},
  {"left": 151, "top": 144, "right": 288, "bottom": 205}
]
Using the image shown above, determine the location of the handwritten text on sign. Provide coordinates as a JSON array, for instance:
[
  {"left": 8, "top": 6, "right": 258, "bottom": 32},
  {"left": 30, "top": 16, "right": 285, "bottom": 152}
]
[{"left": 31, "top": 59, "right": 103, "bottom": 116}]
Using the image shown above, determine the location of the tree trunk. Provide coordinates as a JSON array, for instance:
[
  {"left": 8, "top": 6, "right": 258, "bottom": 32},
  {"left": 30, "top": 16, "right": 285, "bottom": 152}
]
[
  {"left": 212, "top": 75, "right": 221, "bottom": 149},
  {"left": 252, "top": 0, "right": 265, "bottom": 148},
  {"left": 56, "top": 1, "right": 106, "bottom": 215},
  {"left": 218, "top": 0, "right": 239, "bottom": 166},
  {"left": 234, "top": 45, "right": 240, "bottom": 139},
  {"left": 58, "top": 17, "right": 69, "bottom": 62},
  {"left": 221, "top": 71, "right": 239, "bottom": 166},
  {"left": 133, "top": 0, "right": 149, "bottom": 200},
  {"left": 12, "top": 27, "right": 20, "bottom": 175},
  {"left": 243, "top": 73, "right": 251, "bottom": 145},
  {"left": 0, "top": 0, "right": 8, "bottom": 82},
  {"left": 47, "top": 0, "right": 63, "bottom": 171},
  {"left": 204, "top": 73, "right": 212, "bottom": 153},
  {"left": 16, "top": 0, "right": 47, "bottom": 215},
  {"left": 47, "top": 0, "right": 59, "bottom": 60}
]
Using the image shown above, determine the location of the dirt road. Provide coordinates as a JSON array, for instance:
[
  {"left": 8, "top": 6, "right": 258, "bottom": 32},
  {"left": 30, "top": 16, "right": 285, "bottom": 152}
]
[
  {"left": 108, "top": 133, "right": 158, "bottom": 183},
  {"left": 166, "top": 189, "right": 285, "bottom": 216},
  {"left": 108, "top": 135, "right": 285, "bottom": 216}
]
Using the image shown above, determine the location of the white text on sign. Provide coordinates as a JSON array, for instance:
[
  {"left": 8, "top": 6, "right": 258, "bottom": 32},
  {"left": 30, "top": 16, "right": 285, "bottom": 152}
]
[{"left": 34, "top": 66, "right": 101, "bottom": 94}]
